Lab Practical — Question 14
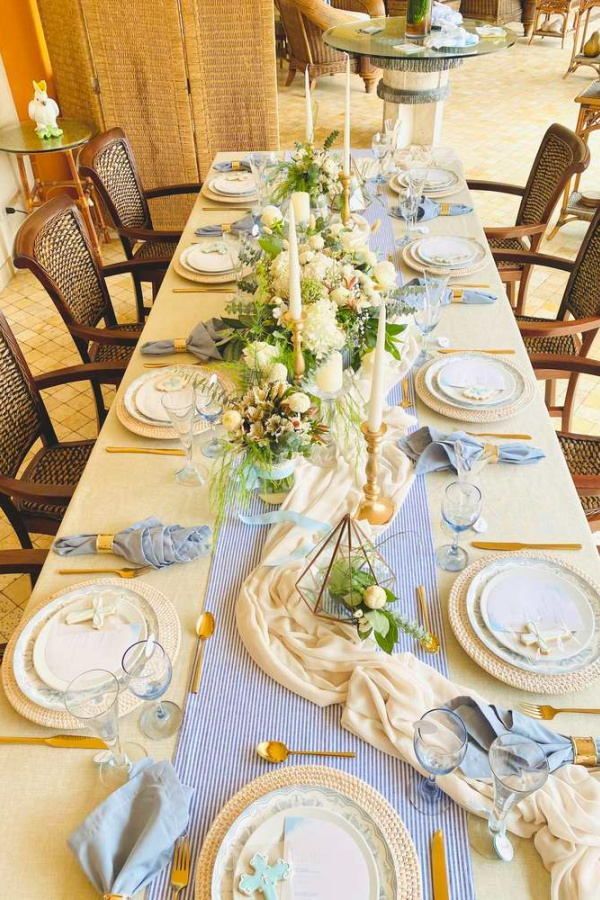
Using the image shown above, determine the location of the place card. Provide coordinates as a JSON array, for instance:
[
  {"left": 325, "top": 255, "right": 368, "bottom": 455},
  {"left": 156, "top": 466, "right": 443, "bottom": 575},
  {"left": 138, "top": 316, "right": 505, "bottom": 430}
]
[
  {"left": 358, "top": 24, "right": 384, "bottom": 34},
  {"left": 392, "top": 42, "right": 420, "bottom": 53}
]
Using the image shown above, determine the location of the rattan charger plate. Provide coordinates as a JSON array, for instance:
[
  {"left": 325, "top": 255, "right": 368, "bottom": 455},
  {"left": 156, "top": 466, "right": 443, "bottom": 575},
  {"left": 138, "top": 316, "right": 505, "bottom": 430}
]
[
  {"left": 201, "top": 181, "right": 257, "bottom": 206},
  {"left": 195, "top": 766, "right": 422, "bottom": 900},
  {"left": 414, "top": 354, "right": 535, "bottom": 422},
  {"left": 2, "top": 578, "right": 181, "bottom": 729},
  {"left": 401, "top": 240, "right": 488, "bottom": 278},
  {"left": 173, "top": 255, "right": 238, "bottom": 285},
  {"left": 449, "top": 552, "right": 600, "bottom": 694},
  {"left": 116, "top": 364, "right": 235, "bottom": 440}
]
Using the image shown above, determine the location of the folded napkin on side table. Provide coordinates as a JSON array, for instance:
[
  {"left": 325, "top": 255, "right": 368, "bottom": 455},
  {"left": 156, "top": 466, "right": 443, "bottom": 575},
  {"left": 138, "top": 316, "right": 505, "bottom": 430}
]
[
  {"left": 390, "top": 197, "right": 473, "bottom": 221},
  {"left": 141, "top": 318, "right": 229, "bottom": 360},
  {"left": 69, "top": 759, "right": 192, "bottom": 899},
  {"left": 399, "top": 426, "right": 545, "bottom": 474},
  {"left": 53, "top": 516, "right": 212, "bottom": 568}
]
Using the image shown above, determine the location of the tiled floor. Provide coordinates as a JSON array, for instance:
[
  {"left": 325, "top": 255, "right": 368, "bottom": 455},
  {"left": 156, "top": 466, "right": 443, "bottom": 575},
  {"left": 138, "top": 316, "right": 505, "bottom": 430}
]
[{"left": 0, "top": 31, "right": 598, "bottom": 638}]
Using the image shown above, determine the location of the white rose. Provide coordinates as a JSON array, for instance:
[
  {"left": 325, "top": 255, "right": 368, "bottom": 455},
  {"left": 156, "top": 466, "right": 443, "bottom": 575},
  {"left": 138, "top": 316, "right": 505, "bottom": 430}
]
[
  {"left": 355, "top": 247, "right": 378, "bottom": 267},
  {"left": 222, "top": 410, "right": 242, "bottom": 432},
  {"left": 329, "top": 222, "right": 344, "bottom": 237},
  {"left": 299, "top": 250, "right": 314, "bottom": 265},
  {"left": 309, "top": 234, "right": 325, "bottom": 251},
  {"left": 285, "top": 391, "right": 311, "bottom": 414},
  {"left": 340, "top": 229, "right": 361, "bottom": 252},
  {"left": 373, "top": 260, "right": 397, "bottom": 289},
  {"left": 330, "top": 286, "right": 351, "bottom": 306},
  {"left": 266, "top": 362, "right": 288, "bottom": 384},
  {"left": 242, "top": 341, "right": 279, "bottom": 372},
  {"left": 261, "top": 205, "right": 283, "bottom": 228},
  {"left": 363, "top": 585, "right": 387, "bottom": 609}
]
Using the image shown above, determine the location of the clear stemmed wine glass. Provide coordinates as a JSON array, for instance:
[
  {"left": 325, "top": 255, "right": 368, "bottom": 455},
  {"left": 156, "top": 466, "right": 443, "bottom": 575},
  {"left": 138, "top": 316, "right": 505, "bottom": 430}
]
[
  {"left": 487, "top": 734, "right": 549, "bottom": 861},
  {"left": 121, "top": 640, "right": 182, "bottom": 740},
  {"left": 413, "top": 270, "right": 445, "bottom": 362},
  {"left": 411, "top": 707, "right": 468, "bottom": 814},
  {"left": 64, "top": 669, "right": 146, "bottom": 787},
  {"left": 397, "top": 186, "right": 419, "bottom": 248},
  {"left": 248, "top": 150, "right": 278, "bottom": 217},
  {"left": 197, "top": 374, "right": 225, "bottom": 459},
  {"left": 161, "top": 385, "right": 204, "bottom": 486},
  {"left": 436, "top": 481, "right": 482, "bottom": 571},
  {"left": 371, "top": 131, "right": 392, "bottom": 184}
]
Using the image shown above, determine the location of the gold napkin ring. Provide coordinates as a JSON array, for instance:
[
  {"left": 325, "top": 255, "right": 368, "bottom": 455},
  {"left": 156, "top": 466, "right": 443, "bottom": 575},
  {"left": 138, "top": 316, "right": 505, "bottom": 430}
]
[
  {"left": 104, "top": 895, "right": 128, "bottom": 899},
  {"left": 571, "top": 736, "right": 597, "bottom": 767},
  {"left": 439, "top": 203, "right": 450, "bottom": 215},
  {"left": 483, "top": 443, "right": 500, "bottom": 463},
  {"left": 173, "top": 338, "right": 187, "bottom": 352},
  {"left": 96, "top": 533, "right": 115, "bottom": 554},
  {"left": 222, "top": 223, "right": 232, "bottom": 234},
  {"left": 231, "top": 160, "right": 241, "bottom": 171}
]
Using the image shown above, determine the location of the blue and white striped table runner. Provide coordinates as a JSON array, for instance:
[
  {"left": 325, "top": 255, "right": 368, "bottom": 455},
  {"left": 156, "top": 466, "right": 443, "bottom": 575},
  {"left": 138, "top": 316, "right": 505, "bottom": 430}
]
[{"left": 149, "top": 196, "right": 475, "bottom": 900}]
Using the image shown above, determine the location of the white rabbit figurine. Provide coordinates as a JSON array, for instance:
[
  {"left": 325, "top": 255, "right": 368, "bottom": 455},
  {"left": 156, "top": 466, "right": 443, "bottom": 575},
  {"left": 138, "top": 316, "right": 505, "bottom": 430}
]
[{"left": 28, "top": 80, "right": 63, "bottom": 139}]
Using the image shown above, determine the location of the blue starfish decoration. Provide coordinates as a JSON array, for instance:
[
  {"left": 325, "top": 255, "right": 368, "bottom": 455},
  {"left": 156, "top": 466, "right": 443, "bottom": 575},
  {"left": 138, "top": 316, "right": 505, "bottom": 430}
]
[{"left": 238, "top": 852, "right": 292, "bottom": 900}]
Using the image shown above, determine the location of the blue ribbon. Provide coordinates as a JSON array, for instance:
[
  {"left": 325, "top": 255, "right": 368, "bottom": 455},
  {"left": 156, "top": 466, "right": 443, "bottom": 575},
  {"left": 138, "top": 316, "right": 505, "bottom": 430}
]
[{"left": 238, "top": 510, "right": 331, "bottom": 567}]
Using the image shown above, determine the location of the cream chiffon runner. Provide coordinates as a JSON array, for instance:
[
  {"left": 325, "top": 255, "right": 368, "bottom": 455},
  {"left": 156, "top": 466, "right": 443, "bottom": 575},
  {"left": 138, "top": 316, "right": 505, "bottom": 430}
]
[{"left": 236, "top": 367, "right": 600, "bottom": 900}]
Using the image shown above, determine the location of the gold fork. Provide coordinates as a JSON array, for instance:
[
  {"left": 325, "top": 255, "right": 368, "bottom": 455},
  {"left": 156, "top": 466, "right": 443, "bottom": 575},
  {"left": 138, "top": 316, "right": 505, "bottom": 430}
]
[
  {"left": 519, "top": 702, "right": 600, "bottom": 720},
  {"left": 400, "top": 377, "right": 412, "bottom": 409},
  {"left": 57, "top": 566, "right": 153, "bottom": 580},
  {"left": 170, "top": 835, "right": 190, "bottom": 898}
]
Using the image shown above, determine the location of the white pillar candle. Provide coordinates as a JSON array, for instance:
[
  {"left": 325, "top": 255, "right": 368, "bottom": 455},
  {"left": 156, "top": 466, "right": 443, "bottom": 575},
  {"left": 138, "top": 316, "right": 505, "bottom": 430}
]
[
  {"left": 367, "top": 303, "right": 386, "bottom": 433},
  {"left": 287, "top": 202, "right": 302, "bottom": 321},
  {"left": 315, "top": 350, "right": 344, "bottom": 394},
  {"left": 343, "top": 55, "right": 351, "bottom": 177},
  {"left": 291, "top": 191, "right": 310, "bottom": 227},
  {"left": 305, "top": 67, "right": 313, "bottom": 144}
]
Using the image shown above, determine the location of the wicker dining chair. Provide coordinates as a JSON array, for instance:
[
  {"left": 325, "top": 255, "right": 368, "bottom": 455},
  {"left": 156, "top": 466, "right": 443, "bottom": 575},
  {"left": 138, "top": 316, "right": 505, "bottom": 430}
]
[
  {"left": 276, "top": 0, "right": 384, "bottom": 93},
  {"left": 13, "top": 195, "right": 163, "bottom": 421},
  {"left": 459, "top": 0, "right": 536, "bottom": 30},
  {"left": 79, "top": 128, "right": 200, "bottom": 320},
  {"left": 468, "top": 123, "right": 589, "bottom": 314},
  {"left": 492, "top": 206, "right": 600, "bottom": 431},
  {"left": 531, "top": 355, "right": 600, "bottom": 531},
  {"left": 0, "top": 548, "right": 48, "bottom": 655},
  {"left": 0, "top": 308, "right": 125, "bottom": 549}
]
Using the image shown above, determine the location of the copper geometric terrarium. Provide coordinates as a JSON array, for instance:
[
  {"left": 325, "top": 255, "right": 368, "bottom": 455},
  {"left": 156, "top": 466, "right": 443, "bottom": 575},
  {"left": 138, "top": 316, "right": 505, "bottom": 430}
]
[{"left": 295, "top": 513, "right": 396, "bottom": 624}]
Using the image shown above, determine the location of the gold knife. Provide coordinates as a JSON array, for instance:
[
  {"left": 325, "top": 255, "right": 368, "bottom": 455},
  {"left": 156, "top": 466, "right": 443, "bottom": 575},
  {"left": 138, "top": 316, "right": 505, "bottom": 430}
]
[
  {"left": 0, "top": 735, "right": 108, "bottom": 749},
  {"left": 106, "top": 446, "right": 185, "bottom": 456},
  {"left": 431, "top": 829, "right": 450, "bottom": 900},
  {"left": 471, "top": 541, "right": 582, "bottom": 551},
  {"left": 437, "top": 348, "right": 515, "bottom": 355},
  {"left": 467, "top": 432, "right": 532, "bottom": 440}
]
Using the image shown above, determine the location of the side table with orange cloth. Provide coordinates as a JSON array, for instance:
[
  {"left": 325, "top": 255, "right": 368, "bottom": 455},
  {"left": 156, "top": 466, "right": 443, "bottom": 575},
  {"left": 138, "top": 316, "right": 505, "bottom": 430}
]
[{"left": 0, "top": 118, "right": 109, "bottom": 259}]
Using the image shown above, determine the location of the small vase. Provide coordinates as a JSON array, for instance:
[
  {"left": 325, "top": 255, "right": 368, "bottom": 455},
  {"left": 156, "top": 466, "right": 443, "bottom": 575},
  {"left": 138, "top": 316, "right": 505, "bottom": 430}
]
[
  {"left": 254, "top": 457, "right": 297, "bottom": 505},
  {"left": 406, "top": 0, "right": 433, "bottom": 38}
]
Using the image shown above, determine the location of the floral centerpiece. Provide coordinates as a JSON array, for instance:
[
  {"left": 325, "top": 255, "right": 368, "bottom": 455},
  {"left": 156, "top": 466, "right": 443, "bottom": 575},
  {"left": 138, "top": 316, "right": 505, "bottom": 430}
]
[
  {"left": 211, "top": 376, "right": 327, "bottom": 514},
  {"left": 271, "top": 132, "right": 343, "bottom": 208}
]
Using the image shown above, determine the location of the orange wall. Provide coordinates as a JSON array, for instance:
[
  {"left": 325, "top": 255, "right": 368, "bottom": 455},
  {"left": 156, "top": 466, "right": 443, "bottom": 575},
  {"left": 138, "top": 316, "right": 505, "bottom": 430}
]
[{"left": 0, "top": 0, "right": 67, "bottom": 180}]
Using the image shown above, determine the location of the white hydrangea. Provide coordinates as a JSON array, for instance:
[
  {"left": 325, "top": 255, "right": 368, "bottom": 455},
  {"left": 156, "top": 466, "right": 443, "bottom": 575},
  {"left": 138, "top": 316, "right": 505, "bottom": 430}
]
[
  {"left": 242, "top": 341, "right": 280, "bottom": 372},
  {"left": 354, "top": 246, "right": 378, "bottom": 268},
  {"left": 302, "top": 251, "right": 335, "bottom": 284},
  {"left": 270, "top": 250, "right": 290, "bottom": 297},
  {"left": 309, "top": 234, "right": 325, "bottom": 251},
  {"left": 373, "top": 260, "right": 397, "bottom": 289},
  {"left": 285, "top": 391, "right": 311, "bottom": 413},
  {"left": 261, "top": 205, "right": 283, "bottom": 228},
  {"left": 303, "top": 298, "right": 345, "bottom": 359}
]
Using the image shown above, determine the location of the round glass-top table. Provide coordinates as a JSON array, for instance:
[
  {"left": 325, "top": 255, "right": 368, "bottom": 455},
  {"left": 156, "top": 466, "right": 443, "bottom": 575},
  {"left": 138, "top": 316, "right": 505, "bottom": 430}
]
[
  {"left": 323, "top": 17, "right": 515, "bottom": 145},
  {"left": 0, "top": 118, "right": 108, "bottom": 255}
]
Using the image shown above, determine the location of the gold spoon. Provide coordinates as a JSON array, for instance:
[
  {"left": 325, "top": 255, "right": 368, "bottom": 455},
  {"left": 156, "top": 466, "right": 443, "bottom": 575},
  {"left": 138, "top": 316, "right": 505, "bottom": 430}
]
[
  {"left": 190, "top": 611, "right": 216, "bottom": 694},
  {"left": 256, "top": 740, "right": 356, "bottom": 764},
  {"left": 415, "top": 585, "right": 440, "bottom": 654}
]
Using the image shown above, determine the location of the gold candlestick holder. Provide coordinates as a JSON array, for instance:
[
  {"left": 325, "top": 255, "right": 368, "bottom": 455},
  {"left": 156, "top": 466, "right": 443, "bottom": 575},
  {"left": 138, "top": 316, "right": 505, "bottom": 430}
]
[
  {"left": 285, "top": 314, "right": 306, "bottom": 383},
  {"left": 339, "top": 172, "right": 351, "bottom": 226},
  {"left": 356, "top": 422, "right": 396, "bottom": 526}
]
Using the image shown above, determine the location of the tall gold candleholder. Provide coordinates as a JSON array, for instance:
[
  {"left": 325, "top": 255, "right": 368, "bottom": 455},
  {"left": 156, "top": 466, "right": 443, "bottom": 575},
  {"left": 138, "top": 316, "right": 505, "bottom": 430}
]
[
  {"left": 356, "top": 422, "right": 396, "bottom": 526},
  {"left": 339, "top": 172, "right": 351, "bottom": 226},
  {"left": 285, "top": 314, "right": 306, "bottom": 383}
]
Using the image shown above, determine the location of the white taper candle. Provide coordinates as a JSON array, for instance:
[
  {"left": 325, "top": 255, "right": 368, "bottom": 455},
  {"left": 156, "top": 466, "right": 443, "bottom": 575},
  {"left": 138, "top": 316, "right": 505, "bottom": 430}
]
[
  {"left": 288, "top": 202, "right": 302, "bottom": 321},
  {"left": 343, "top": 55, "right": 351, "bottom": 176},
  {"left": 305, "top": 67, "right": 313, "bottom": 143}
]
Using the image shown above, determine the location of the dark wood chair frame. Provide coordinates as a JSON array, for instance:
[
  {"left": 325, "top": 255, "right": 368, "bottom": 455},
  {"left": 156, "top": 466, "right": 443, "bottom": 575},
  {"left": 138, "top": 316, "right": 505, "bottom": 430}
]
[
  {"left": 0, "top": 309, "right": 125, "bottom": 549},
  {"left": 0, "top": 548, "right": 48, "bottom": 659},
  {"left": 12, "top": 195, "right": 160, "bottom": 423},
  {"left": 79, "top": 127, "right": 200, "bottom": 320},
  {"left": 468, "top": 123, "right": 589, "bottom": 314},
  {"left": 531, "top": 354, "right": 600, "bottom": 530}
]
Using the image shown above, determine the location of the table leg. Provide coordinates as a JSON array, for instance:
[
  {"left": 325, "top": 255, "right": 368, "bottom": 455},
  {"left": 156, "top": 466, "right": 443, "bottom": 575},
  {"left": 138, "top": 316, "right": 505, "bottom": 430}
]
[
  {"left": 378, "top": 63, "right": 459, "bottom": 146},
  {"left": 64, "top": 148, "right": 103, "bottom": 261},
  {"left": 16, "top": 155, "right": 33, "bottom": 210}
]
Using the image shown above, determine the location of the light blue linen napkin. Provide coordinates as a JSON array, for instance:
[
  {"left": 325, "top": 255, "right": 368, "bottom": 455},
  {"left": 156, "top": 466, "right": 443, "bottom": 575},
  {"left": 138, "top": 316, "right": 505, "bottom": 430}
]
[
  {"left": 399, "top": 277, "right": 496, "bottom": 306},
  {"left": 390, "top": 197, "right": 473, "bottom": 221},
  {"left": 399, "top": 426, "right": 545, "bottom": 475},
  {"left": 69, "top": 759, "right": 192, "bottom": 898},
  {"left": 195, "top": 214, "right": 255, "bottom": 237},
  {"left": 448, "top": 696, "right": 599, "bottom": 778},
  {"left": 141, "top": 317, "right": 228, "bottom": 360},
  {"left": 213, "top": 160, "right": 250, "bottom": 173},
  {"left": 53, "top": 516, "right": 212, "bottom": 568}
]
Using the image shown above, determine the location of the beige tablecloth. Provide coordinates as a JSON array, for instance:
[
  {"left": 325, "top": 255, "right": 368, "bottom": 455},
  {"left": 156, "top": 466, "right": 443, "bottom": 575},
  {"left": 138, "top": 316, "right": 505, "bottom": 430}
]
[{"left": 0, "top": 152, "right": 598, "bottom": 899}]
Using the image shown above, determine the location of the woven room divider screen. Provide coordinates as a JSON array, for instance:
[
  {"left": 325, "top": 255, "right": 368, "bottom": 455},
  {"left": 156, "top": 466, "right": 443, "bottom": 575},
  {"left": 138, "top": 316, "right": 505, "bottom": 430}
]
[{"left": 37, "top": 0, "right": 280, "bottom": 227}]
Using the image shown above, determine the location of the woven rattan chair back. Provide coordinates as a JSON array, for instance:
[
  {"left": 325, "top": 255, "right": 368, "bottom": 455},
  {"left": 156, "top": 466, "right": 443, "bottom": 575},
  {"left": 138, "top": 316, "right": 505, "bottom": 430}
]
[
  {"left": 561, "top": 206, "right": 600, "bottom": 322},
  {"left": 0, "top": 310, "right": 55, "bottom": 480},
  {"left": 79, "top": 128, "right": 151, "bottom": 251},
  {"left": 13, "top": 195, "right": 115, "bottom": 333},
  {"left": 517, "top": 123, "right": 589, "bottom": 228}
]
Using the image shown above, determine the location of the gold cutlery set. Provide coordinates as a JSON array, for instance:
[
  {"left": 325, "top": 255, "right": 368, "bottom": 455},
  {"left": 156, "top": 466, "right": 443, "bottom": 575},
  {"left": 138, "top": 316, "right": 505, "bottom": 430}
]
[
  {"left": 190, "top": 611, "right": 215, "bottom": 694},
  {"left": 58, "top": 565, "right": 152, "bottom": 579},
  {"left": 256, "top": 740, "right": 355, "bottom": 764},
  {"left": 471, "top": 541, "right": 582, "bottom": 551},
  {"left": 415, "top": 585, "right": 440, "bottom": 654}
]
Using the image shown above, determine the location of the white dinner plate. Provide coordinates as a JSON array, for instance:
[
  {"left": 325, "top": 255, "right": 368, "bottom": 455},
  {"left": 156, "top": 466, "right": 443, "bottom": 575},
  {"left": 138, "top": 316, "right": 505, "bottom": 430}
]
[
  {"left": 232, "top": 805, "right": 379, "bottom": 900},
  {"left": 404, "top": 238, "right": 487, "bottom": 275},
  {"left": 465, "top": 557, "right": 600, "bottom": 675},
  {"left": 480, "top": 566, "right": 595, "bottom": 662},
  {"left": 124, "top": 367, "right": 218, "bottom": 427},
  {"left": 179, "top": 244, "right": 236, "bottom": 275},
  {"left": 210, "top": 173, "right": 256, "bottom": 196},
  {"left": 32, "top": 592, "right": 146, "bottom": 691},
  {"left": 424, "top": 354, "right": 522, "bottom": 411},
  {"left": 414, "top": 236, "right": 480, "bottom": 268},
  {"left": 211, "top": 784, "right": 397, "bottom": 899},
  {"left": 12, "top": 583, "right": 159, "bottom": 710},
  {"left": 390, "top": 169, "right": 460, "bottom": 196}
]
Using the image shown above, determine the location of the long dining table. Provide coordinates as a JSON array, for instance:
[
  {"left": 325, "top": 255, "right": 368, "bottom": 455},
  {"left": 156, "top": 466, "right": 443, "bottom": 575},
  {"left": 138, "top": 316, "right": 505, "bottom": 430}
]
[{"left": 0, "top": 150, "right": 598, "bottom": 900}]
